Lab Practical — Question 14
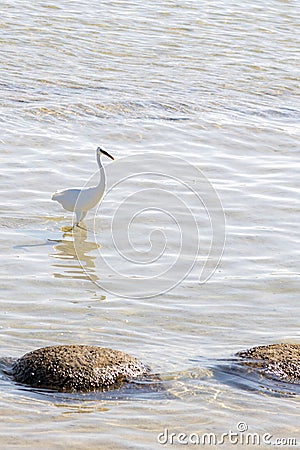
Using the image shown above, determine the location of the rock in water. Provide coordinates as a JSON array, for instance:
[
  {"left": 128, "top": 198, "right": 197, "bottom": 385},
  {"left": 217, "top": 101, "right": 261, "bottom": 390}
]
[
  {"left": 12, "top": 345, "right": 151, "bottom": 392},
  {"left": 237, "top": 343, "right": 300, "bottom": 383}
]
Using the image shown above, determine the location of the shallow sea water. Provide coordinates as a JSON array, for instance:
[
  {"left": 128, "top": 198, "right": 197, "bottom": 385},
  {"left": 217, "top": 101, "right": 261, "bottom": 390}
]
[{"left": 1, "top": 0, "right": 300, "bottom": 448}]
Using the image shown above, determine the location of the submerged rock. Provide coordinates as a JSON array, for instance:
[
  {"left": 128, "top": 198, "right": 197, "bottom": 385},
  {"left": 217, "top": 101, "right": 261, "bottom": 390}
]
[
  {"left": 12, "top": 345, "right": 151, "bottom": 392},
  {"left": 236, "top": 343, "right": 300, "bottom": 384}
]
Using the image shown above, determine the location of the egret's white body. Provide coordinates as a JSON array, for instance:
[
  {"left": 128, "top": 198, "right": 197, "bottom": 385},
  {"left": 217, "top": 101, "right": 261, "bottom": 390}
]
[{"left": 52, "top": 147, "right": 114, "bottom": 226}]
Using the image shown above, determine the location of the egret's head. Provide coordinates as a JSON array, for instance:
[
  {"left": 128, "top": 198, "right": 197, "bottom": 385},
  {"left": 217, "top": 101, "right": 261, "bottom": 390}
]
[{"left": 97, "top": 147, "right": 114, "bottom": 160}]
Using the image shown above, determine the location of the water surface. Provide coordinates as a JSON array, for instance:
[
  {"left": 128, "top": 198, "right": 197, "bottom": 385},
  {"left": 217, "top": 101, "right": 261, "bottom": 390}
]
[{"left": 1, "top": 0, "right": 300, "bottom": 448}]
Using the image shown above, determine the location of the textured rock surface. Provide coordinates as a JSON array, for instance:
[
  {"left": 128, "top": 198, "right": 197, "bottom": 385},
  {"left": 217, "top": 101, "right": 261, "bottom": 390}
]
[
  {"left": 237, "top": 343, "right": 300, "bottom": 383},
  {"left": 12, "top": 345, "right": 151, "bottom": 392}
]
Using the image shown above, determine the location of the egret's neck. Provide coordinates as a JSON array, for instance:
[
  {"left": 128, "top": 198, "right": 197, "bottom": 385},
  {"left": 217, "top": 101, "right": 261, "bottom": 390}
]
[{"left": 96, "top": 154, "right": 106, "bottom": 195}]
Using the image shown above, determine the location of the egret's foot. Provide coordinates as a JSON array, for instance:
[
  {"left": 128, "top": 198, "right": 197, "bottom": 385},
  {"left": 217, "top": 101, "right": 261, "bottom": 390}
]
[
  {"left": 61, "top": 225, "right": 74, "bottom": 232},
  {"left": 76, "top": 224, "right": 87, "bottom": 231}
]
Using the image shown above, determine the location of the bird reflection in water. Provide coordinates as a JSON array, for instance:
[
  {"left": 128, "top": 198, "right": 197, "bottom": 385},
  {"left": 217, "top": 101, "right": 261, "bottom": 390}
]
[{"left": 50, "top": 226, "right": 100, "bottom": 282}]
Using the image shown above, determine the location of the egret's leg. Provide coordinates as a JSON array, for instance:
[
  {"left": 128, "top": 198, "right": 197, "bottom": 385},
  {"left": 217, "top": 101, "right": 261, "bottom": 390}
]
[
  {"left": 74, "top": 210, "right": 87, "bottom": 228},
  {"left": 81, "top": 211, "right": 87, "bottom": 222},
  {"left": 75, "top": 211, "right": 88, "bottom": 230},
  {"left": 74, "top": 210, "right": 82, "bottom": 227},
  {"left": 61, "top": 211, "right": 84, "bottom": 232}
]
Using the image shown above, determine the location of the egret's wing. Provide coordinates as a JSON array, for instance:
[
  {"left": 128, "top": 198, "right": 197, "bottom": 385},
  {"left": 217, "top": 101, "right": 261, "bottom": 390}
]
[
  {"left": 52, "top": 188, "right": 81, "bottom": 201},
  {"left": 51, "top": 190, "right": 65, "bottom": 201},
  {"left": 51, "top": 188, "right": 83, "bottom": 212}
]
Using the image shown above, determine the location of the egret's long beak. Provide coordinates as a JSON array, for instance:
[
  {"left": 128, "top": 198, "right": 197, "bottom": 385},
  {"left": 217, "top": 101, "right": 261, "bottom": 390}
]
[{"left": 100, "top": 149, "right": 114, "bottom": 160}]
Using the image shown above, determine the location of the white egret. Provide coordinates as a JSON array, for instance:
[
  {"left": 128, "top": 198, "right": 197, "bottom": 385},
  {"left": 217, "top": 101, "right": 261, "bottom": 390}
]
[{"left": 52, "top": 147, "right": 114, "bottom": 227}]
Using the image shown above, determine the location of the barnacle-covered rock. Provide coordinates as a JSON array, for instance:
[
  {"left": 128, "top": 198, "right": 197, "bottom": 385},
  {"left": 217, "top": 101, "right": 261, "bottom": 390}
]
[
  {"left": 237, "top": 343, "right": 300, "bottom": 384},
  {"left": 12, "top": 345, "right": 151, "bottom": 392}
]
